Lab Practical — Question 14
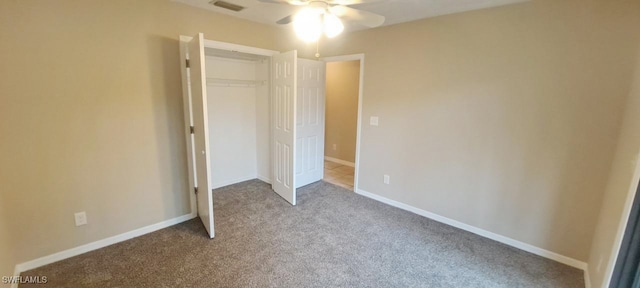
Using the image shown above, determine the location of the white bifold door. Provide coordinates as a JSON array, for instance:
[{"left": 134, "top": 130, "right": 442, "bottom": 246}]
[
  {"left": 271, "top": 56, "right": 326, "bottom": 203},
  {"left": 188, "top": 33, "right": 215, "bottom": 238},
  {"left": 295, "top": 59, "right": 326, "bottom": 188},
  {"left": 271, "top": 51, "right": 298, "bottom": 205}
]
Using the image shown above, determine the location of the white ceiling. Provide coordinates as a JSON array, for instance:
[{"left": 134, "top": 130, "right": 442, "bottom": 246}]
[{"left": 173, "top": 0, "right": 528, "bottom": 31}]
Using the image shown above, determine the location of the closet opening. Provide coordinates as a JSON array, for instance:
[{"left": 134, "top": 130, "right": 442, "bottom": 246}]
[
  {"left": 180, "top": 34, "right": 329, "bottom": 238},
  {"left": 203, "top": 47, "right": 272, "bottom": 189}
]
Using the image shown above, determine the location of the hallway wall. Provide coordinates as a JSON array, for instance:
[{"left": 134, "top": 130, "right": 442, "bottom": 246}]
[{"left": 325, "top": 60, "right": 360, "bottom": 163}]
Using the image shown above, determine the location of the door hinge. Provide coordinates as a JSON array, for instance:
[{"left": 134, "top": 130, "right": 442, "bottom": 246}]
[
  {"left": 190, "top": 126, "right": 194, "bottom": 134},
  {"left": 185, "top": 59, "right": 190, "bottom": 68},
  {"left": 194, "top": 187, "right": 198, "bottom": 194}
]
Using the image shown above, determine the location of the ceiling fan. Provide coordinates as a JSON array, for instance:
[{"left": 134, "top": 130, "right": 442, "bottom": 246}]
[{"left": 258, "top": 0, "right": 386, "bottom": 42}]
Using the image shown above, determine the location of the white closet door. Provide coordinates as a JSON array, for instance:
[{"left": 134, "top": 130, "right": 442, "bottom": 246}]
[
  {"left": 271, "top": 51, "right": 297, "bottom": 205},
  {"left": 295, "top": 59, "right": 326, "bottom": 188},
  {"left": 188, "top": 33, "right": 215, "bottom": 238}
]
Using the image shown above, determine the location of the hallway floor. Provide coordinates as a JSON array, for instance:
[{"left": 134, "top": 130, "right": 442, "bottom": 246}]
[{"left": 323, "top": 160, "right": 354, "bottom": 191}]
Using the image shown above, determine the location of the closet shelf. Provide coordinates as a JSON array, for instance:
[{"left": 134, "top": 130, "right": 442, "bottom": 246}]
[{"left": 206, "top": 77, "right": 266, "bottom": 87}]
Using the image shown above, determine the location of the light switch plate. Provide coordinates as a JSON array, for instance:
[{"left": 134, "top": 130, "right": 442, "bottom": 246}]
[
  {"left": 370, "top": 116, "right": 379, "bottom": 126},
  {"left": 74, "top": 212, "right": 87, "bottom": 226}
]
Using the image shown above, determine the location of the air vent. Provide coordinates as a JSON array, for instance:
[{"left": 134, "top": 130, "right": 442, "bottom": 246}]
[{"left": 210, "top": 1, "right": 245, "bottom": 12}]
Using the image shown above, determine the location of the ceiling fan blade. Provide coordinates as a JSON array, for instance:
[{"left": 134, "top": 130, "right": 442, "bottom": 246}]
[
  {"left": 259, "top": 0, "right": 382, "bottom": 5},
  {"left": 329, "top": 5, "right": 385, "bottom": 28},
  {"left": 257, "top": 0, "right": 290, "bottom": 4},
  {"left": 328, "top": 0, "right": 384, "bottom": 5},
  {"left": 257, "top": 0, "right": 311, "bottom": 5},
  {"left": 276, "top": 15, "right": 294, "bottom": 24}
]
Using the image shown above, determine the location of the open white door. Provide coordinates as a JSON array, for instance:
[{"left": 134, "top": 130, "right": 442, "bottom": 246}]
[
  {"left": 188, "top": 33, "right": 215, "bottom": 238},
  {"left": 272, "top": 50, "right": 297, "bottom": 205},
  {"left": 295, "top": 59, "right": 326, "bottom": 188}
]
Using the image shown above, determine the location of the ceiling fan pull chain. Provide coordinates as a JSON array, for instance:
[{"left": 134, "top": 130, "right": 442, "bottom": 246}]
[{"left": 315, "top": 38, "right": 321, "bottom": 58}]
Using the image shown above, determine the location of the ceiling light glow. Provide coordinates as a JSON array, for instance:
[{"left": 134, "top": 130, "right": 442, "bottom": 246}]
[
  {"left": 323, "top": 13, "right": 344, "bottom": 38},
  {"left": 293, "top": 8, "right": 323, "bottom": 43},
  {"left": 293, "top": 7, "right": 345, "bottom": 42}
]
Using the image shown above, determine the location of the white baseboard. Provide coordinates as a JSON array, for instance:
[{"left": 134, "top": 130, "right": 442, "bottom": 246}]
[
  {"left": 211, "top": 175, "right": 258, "bottom": 190},
  {"left": 584, "top": 268, "right": 592, "bottom": 288},
  {"left": 13, "top": 213, "right": 196, "bottom": 279},
  {"left": 257, "top": 175, "right": 271, "bottom": 184},
  {"left": 355, "top": 188, "right": 588, "bottom": 271},
  {"left": 324, "top": 156, "right": 355, "bottom": 167}
]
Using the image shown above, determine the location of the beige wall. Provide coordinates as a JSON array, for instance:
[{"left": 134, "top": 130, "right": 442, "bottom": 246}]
[
  {"left": 325, "top": 60, "right": 360, "bottom": 163},
  {"left": 0, "top": 0, "right": 284, "bottom": 271},
  {"left": 316, "top": 0, "right": 640, "bottom": 261},
  {"left": 588, "top": 52, "right": 640, "bottom": 287}
]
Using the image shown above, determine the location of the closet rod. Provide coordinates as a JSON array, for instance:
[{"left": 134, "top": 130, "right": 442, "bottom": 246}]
[{"left": 206, "top": 77, "right": 266, "bottom": 87}]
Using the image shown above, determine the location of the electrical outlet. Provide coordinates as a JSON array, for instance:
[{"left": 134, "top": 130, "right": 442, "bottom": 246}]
[
  {"left": 333, "top": 144, "right": 337, "bottom": 151},
  {"left": 384, "top": 174, "right": 390, "bottom": 184},
  {"left": 74, "top": 212, "right": 87, "bottom": 226},
  {"left": 370, "top": 116, "right": 379, "bottom": 126}
]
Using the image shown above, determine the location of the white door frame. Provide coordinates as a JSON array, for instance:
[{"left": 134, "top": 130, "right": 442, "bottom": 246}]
[
  {"left": 179, "top": 35, "right": 279, "bottom": 215},
  {"left": 603, "top": 148, "right": 640, "bottom": 286},
  {"left": 321, "top": 54, "right": 365, "bottom": 192}
]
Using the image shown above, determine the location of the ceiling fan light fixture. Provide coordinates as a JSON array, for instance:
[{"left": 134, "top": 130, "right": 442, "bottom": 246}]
[
  {"left": 323, "top": 13, "right": 343, "bottom": 38},
  {"left": 293, "top": 8, "right": 323, "bottom": 43}
]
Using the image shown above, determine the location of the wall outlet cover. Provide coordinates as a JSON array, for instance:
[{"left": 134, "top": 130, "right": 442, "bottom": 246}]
[
  {"left": 74, "top": 212, "right": 87, "bottom": 226},
  {"left": 370, "top": 116, "right": 379, "bottom": 126}
]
